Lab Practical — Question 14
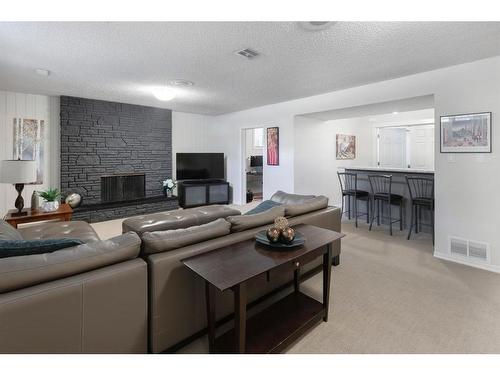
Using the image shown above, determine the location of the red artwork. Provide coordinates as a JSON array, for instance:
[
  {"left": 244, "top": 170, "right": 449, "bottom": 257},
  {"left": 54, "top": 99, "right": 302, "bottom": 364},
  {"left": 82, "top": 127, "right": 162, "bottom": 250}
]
[{"left": 267, "top": 127, "right": 279, "bottom": 166}]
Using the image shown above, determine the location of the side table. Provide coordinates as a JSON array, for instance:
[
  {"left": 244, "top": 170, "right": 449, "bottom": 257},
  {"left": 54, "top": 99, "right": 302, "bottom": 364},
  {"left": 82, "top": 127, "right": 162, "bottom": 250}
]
[{"left": 4, "top": 203, "right": 73, "bottom": 228}]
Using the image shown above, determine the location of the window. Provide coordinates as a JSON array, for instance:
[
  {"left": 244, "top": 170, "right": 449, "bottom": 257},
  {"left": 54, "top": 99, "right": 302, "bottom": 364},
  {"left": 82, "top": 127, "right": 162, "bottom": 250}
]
[{"left": 253, "top": 128, "right": 264, "bottom": 148}]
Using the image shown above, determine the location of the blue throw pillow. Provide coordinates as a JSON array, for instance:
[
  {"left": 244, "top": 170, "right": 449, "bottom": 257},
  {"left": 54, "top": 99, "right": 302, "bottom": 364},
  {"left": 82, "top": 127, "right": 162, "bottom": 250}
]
[
  {"left": 0, "top": 238, "right": 84, "bottom": 259},
  {"left": 244, "top": 200, "right": 283, "bottom": 215}
]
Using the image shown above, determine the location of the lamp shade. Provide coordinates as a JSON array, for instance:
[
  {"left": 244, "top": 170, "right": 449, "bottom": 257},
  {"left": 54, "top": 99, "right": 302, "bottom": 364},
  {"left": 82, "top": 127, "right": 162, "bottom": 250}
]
[{"left": 0, "top": 160, "right": 37, "bottom": 184}]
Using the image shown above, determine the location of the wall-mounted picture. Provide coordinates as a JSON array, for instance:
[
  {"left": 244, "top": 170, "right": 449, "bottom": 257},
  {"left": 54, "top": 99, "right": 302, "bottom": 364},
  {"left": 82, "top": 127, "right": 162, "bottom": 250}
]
[
  {"left": 336, "top": 134, "right": 356, "bottom": 160},
  {"left": 13, "top": 118, "right": 45, "bottom": 184},
  {"left": 267, "top": 127, "right": 279, "bottom": 166},
  {"left": 440, "top": 112, "right": 491, "bottom": 153}
]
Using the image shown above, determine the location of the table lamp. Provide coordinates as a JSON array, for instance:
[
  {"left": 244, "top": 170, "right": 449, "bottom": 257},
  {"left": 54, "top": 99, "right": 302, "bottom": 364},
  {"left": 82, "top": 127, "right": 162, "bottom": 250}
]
[{"left": 0, "top": 159, "right": 37, "bottom": 216}]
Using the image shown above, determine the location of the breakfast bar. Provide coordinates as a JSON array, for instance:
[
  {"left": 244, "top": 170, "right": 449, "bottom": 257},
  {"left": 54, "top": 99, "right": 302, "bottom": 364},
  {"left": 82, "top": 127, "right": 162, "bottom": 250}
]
[{"left": 340, "top": 166, "right": 434, "bottom": 232}]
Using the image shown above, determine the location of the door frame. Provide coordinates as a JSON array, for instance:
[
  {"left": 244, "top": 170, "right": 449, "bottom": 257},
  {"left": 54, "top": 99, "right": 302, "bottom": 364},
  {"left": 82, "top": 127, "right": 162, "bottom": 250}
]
[{"left": 240, "top": 127, "right": 264, "bottom": 205}]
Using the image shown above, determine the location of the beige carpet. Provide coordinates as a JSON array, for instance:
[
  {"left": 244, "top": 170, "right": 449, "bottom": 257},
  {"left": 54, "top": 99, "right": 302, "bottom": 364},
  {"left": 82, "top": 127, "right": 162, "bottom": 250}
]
[
  {"left": 91, "top": 212, "right": 500, "bottom": 354},
  {"left": 175, "top": 220, "right": 500, "bottom": 354}
]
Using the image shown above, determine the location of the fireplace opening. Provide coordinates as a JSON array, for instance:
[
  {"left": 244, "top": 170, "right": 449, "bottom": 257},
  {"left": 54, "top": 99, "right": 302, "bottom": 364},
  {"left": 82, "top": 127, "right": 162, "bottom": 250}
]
[{"left": 101, "top": 173, "right": 145, "bottom": 203}]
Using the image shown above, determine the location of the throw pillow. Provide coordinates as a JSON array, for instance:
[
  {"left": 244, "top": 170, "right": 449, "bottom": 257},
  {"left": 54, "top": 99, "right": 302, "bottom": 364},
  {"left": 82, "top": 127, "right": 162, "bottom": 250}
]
[{"left": 0, "top": 238, "right": 84, "bottom": 259}]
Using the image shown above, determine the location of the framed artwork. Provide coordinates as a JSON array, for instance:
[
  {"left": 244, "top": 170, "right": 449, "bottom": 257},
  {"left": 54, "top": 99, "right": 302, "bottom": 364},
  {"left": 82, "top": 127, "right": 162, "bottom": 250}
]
[
  {"left": 267, "top": 127, "right": 279, "bottom": 166},
  {"left": 13, "top": 118, "right": 45, "bottom": 184},
  {"left": 440, "top": 112, "right": 491, "bottom": 153},
  {"left": 336, "top": 134, "right": 356, "bottom": 160}
]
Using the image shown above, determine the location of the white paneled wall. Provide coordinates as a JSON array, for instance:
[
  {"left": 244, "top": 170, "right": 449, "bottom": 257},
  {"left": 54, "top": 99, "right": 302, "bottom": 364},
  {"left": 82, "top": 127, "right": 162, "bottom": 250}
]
[
  {"left": 172, "top": 111, "right": 217, "bottom": 179},
  {"left": 0, "top": 91, "right": 59, "bottom": 216}
]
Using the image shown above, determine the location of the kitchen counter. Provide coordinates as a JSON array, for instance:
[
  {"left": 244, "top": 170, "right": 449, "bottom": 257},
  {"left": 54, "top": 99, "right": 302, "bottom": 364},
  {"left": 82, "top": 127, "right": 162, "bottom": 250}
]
[
  {"left": 340, "top": 166, "right": 434, "bottom": 233},
  {"left": 340, "top": 166, "right": 434, "bottom": 174}
]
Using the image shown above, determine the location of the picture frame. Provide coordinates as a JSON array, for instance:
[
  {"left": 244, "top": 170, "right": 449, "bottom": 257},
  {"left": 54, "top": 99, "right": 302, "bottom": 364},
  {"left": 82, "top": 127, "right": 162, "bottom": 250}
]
[
  {"left": 440, "top": 112, "right": 492, "bottom": 153},
  {"left": 266, "top": 127, "right": 279, "bottom": 166},
  {"left": 13, "top": 118, "right": 45, "bottom": 184},
  {"left": 336, "top": 134, "right": 356, "bottom": 160}
]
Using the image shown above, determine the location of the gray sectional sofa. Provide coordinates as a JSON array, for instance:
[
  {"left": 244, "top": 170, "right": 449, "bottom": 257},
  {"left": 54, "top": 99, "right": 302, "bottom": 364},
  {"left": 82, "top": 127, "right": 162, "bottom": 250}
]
[
  {"left": 0, "top": 191, "right": 342, "bottom": 353},
  {"left": 0, "top": 220, "right": 146, "bottom": 353}
]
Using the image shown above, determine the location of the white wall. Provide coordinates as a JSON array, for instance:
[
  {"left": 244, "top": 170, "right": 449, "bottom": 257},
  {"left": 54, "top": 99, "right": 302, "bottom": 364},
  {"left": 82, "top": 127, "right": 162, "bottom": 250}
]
[
  {"left": 294, "top": 116, "right": 373, "bottom": 206},
  {"left": 171, "top": 111, "right": 218, "bottom": 180},
  {"left": 0, "top": 91, "right": 59, "bottom": 215},
  {"left": 210, "top": 56, "right": 500, "bottom": 272}
]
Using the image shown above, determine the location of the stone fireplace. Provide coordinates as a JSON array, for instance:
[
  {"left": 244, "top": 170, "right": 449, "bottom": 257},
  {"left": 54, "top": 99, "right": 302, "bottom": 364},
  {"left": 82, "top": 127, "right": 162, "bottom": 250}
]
[{"left": 60, "top": 96, "right": 178, "bottom": 222}]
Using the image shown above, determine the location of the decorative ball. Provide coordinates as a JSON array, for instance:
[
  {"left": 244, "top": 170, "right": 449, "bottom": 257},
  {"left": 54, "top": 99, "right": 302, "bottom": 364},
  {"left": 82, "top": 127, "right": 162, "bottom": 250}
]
[
  {"left": 280, "top": 227, "right": 295, "bottom": 244},
  {"left": 65, "top": 193, "right": 82, "bottom": 208},
  {"left": 274, "top": 216, "right": 289, "bottom": 230},
  {"left": 266, "top": 227, "right": 281, "bottom": 243}
]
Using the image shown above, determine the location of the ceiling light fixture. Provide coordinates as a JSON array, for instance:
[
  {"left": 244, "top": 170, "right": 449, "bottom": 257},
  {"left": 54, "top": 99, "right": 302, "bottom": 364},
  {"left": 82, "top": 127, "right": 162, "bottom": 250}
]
[
  {"left": 298, "top": 21, "right": 335, "bottom": 31},
  {"left": 152, "top": 87, "right": 176, "bottom": 101},
  {"left": 34, "top": 68, "right": 50, "bottom": 77},
  {"left": 392, "top": 111, "right": 399, "bottom": 115},
  {"left": 169, "top": 79, "right": 194, "bottom": 87}
]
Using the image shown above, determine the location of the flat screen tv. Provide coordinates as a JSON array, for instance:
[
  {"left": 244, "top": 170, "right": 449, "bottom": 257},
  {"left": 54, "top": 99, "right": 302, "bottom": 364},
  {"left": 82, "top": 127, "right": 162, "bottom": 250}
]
[
  {"left": 250, "top": 155, "right": 263, "bottom": 167},
  {"left": 176, "top": 153, "right": 225, "bottom": 180}
]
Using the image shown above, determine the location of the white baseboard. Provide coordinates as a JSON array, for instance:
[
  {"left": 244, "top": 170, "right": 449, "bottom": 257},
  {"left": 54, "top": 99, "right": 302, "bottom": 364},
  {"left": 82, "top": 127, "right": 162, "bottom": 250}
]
[{"left": 433, "top": 251, "right": 500, "bottom": 274}]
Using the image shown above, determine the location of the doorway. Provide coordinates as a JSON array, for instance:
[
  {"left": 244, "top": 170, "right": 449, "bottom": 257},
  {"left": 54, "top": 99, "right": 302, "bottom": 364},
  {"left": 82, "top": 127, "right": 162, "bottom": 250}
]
[{"left": 242, "top": 127, "right": 264, "bottom": 203}]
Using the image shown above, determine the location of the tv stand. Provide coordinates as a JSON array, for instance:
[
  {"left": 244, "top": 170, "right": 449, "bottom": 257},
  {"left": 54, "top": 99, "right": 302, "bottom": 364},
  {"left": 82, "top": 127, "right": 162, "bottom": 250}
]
[{"left": 178, "top": 180, "right": 230, "bottom": 208}]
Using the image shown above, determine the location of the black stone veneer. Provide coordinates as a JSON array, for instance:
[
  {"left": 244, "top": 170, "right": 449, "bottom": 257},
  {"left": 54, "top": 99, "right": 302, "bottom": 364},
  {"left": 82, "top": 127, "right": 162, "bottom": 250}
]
[
  {"left": 72, "top": 197, "right": 179, "bottom": 223},
  {"left": 60, "top": 96, "right": 176, "bottom": 222}
]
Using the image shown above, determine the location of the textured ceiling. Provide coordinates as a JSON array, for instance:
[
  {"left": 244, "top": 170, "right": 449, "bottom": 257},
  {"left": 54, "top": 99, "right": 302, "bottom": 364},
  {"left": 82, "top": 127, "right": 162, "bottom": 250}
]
[{"left": 0, "top": 22, "right": 499, "bottom": 115}]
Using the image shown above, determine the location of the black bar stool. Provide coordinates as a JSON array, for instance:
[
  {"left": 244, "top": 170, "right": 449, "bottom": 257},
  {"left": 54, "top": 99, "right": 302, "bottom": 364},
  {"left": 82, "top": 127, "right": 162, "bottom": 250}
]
[
  {"left": 368, "top": 174, "right": 403, "bottom": 236},
  {"left": 337, "top": 171, "right": 370, "bottom": 228},
  {"left": 406, "top": 176, "right": 434, "bottom": 244}
]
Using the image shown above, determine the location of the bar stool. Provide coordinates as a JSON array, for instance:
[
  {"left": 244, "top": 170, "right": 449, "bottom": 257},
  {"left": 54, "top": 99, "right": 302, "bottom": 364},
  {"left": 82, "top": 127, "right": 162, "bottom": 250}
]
[
  {"left": 337, "top": 171, "right": 370, "bottom": 228},
  {"left": 368, "top": 174, "right": 403, "bottom": 236},
  {"left": 406, "top": 176, "right": 434, "bottom": 244}
]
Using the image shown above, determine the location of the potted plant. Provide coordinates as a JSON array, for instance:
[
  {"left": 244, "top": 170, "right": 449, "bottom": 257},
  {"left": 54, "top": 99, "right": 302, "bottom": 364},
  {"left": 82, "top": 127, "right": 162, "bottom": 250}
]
[
  {"left": 39, "top": 188, "right": 61, "bottom": 212},
  {"left": 162, "top": 179, "right": 176, "bottom": 197}
]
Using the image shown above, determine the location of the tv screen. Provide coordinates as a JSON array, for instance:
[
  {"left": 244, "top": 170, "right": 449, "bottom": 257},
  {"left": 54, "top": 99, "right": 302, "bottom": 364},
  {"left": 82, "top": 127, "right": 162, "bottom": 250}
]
[
  {"left": 176, "top": 153, "right": 225, "bottom": 180},
  {"left": 250, "top": 155, "right": 263, "bottom": 167}
]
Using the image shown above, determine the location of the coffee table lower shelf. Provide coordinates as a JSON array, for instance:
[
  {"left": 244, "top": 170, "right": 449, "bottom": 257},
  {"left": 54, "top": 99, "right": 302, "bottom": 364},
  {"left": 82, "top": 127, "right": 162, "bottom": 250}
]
[{"left": 214, "top": 291, "right": 324, "bottom": 354}]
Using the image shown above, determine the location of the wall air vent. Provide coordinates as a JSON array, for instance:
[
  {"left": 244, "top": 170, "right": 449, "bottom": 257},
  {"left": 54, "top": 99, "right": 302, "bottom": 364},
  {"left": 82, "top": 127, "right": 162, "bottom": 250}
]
[
  {"left": 468, "top": 241, "right": 488, "bottom": 262},
  {"left": 450, "top": 237, "right": 468, "bottom": 257},
  {"left": 235, "top": 48, "right": 259, "bottom": 59},
  {"left": 449, "top": 237, "right": 490, "bottom": 263}
]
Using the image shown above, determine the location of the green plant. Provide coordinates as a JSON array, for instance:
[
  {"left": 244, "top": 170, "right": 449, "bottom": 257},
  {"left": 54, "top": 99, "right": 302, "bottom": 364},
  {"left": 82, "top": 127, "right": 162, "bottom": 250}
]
[{"left": 39, "top": 188, "right": 61, "bottom": 202}]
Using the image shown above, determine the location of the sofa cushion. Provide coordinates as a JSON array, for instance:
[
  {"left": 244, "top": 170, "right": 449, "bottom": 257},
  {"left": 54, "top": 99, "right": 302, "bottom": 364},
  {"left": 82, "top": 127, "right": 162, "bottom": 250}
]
[
  {"left": 0, "top": 238, "right": 84, "bottom": 259},
  {"left": 285, "top": 195, "right": 329, "bottom": 217},
  {"left": 244, "top": 200, "right": 282, "bottom": 215},
  {"left": 122, "top": 205, "right": 241, "bottom": 236},
  {"left": 0, "top": 220, "right": 23, "bottom": 241},
  {"left": 18, "top": 221, "right": 100, "bottom": 243},
  {"left": 270, "top": 190, "right": 316, "bottom": 205},
  {"left": 226, "top": 206, "right": 285, "bottom": 232},
  {"left": 141, "top": 218, "right": 231, "bottom": 255},
  {"left": 0, "top": 232, "right": 141, "bottom": 293}
]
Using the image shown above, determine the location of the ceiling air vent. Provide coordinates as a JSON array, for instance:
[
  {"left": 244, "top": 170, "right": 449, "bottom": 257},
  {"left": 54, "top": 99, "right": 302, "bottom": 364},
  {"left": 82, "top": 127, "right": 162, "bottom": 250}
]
[{"left": 235, "top": 48, "right": 259, "bottom": 59}]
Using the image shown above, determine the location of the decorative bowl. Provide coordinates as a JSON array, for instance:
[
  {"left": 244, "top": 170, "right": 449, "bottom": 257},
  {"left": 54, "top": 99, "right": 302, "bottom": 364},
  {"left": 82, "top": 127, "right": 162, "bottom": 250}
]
[{"left": 255, "top": 230, "right": 305, "bottom": 249}]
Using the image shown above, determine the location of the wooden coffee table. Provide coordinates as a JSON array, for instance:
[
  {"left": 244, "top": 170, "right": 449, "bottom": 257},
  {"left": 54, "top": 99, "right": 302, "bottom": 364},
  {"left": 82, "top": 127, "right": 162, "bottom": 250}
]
[
  {"left": 4, "top": 204, "right": 73, "bottom": 228},
  {"left": 182, "top": 224, "right": 344, "bottom": 354}
]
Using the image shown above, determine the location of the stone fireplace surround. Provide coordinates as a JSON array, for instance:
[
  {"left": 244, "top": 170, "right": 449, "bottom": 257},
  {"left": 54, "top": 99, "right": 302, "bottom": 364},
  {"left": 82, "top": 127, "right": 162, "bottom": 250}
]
[{"left": 60, "top": 96, "right": 178, "bottom": 222}]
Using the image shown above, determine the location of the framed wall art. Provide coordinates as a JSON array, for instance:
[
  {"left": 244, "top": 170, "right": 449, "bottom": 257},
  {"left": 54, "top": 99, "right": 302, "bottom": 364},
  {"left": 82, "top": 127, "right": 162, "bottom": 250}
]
[
  {"left": 440, "top": 112, "right": 491, "bottom": 153},
  {"left": 266, "top": 127, "right": 279, "bottom": 166},
  {"left": 13, "top": 118, "right": 45, "bottom": 183},
  {"left": 336, "top": 134, "right": 356, "bottom": 160}
]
